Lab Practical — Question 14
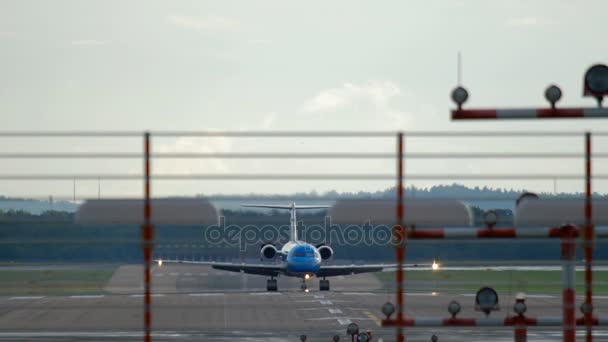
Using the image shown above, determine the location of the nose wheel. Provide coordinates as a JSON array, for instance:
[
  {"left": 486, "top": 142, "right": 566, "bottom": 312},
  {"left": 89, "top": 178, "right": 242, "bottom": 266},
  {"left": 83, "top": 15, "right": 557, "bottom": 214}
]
[
  {"left": 267, "top": 278, "right": 277, "bottom": 292},
  {"left": 319, "top": 279, "right": 330, "bottom": 291}
]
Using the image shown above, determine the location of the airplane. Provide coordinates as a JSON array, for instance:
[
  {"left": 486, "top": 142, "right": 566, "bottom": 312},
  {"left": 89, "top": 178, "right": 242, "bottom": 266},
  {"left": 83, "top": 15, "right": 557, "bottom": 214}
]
[{"left": 157, "top": 202, "right": 434, "bottom": 292}]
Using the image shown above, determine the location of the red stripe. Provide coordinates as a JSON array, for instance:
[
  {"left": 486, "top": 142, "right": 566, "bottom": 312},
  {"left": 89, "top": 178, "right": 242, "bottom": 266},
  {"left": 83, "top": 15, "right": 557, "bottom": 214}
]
[
  {"left": 452, "top": 110, "right": 497, "bottom": 119},
  {"left": 537, "top": 108, "right": 585, "bottom": 118},
  {"left": 442, "top": 318, "right": 477, "bottom": 326}
]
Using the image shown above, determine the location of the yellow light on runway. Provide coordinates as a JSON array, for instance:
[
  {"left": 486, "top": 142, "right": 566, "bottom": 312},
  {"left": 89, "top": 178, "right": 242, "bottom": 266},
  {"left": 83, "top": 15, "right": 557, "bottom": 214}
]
[
  {"left": 157, "top": 259, "right": 163, "bottom": 267},
  {"left": 432, "top": 260, "right": 439, "bottom": 271}
]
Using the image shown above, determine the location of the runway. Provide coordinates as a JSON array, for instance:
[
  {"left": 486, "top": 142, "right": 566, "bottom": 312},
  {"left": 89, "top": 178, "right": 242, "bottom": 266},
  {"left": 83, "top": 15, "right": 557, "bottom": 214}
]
[{"left": 2, "top": 264, "right": 608, "bottom": 341}]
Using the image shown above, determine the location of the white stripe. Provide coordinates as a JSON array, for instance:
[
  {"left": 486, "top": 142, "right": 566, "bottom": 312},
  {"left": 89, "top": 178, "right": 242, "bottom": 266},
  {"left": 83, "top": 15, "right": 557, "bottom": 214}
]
[
  {"left": 250, "top": 292, "right": 281, "bottom": 296},
  {"left": 496, "top": 109, "right": 537, "bottom": 118},
  {"left": 313, "top": 295, "right": 324, "bottom": 299},
  {"left": 342, "top": 292, "right": 376, "bottom": 296},
  {"left": 9, "top": 296, "right": 45, "bottom": 300},
  {"left": 414, "top": 317, "right": 442, "bottom": 326},
  {"left": 537, "top": 316, "right": 562, "bottom": 326},
  {"left": 337, "top": 318, "right": 352, "bottom": 325},
  {"left": 188, "top": 293, "right": 224, "bottom": 296},
  {"left": 328, "top": 308, "right": 342, "bottom": 314},
  {"left": 516, "top": 227, "right": 551, "bottom": 238},
  {"left": 320, "top": 300, "right": 333, "bottom": 305},
  {"left": 69, "top": 295, "right": 104, "bottom": 299},
  {"left": 476, "top": 317, "right": 504, "bottom": 326},
  {"left": 584, "top": 108, "right": 608, "bottom": 117},
  {"left": 444, "top": 228, "right": 476, "bottom": 238}
]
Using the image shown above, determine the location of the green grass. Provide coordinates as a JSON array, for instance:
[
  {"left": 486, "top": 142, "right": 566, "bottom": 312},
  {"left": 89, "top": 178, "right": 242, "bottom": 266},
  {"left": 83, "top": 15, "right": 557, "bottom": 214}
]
[
  {"left": 375, "top": 270, "right": 608, "bottom": 295},
  {"left": 0, "top": 268, "right": 116, "bottom": 295}
]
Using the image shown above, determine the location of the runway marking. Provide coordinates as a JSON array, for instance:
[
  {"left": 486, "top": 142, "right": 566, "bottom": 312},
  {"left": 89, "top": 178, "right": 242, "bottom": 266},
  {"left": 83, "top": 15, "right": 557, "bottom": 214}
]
[
  {"left": 364, "top": 310, "right": 382, "bottom": 327},
  {"left": 129, "top": 294, "right": 165, "bottom": 298},
  {"left": 313, "top": 295, "right": 325, "bottom": 299},
  {"left": 169, "top": 272, "right": 179, "bottom": 276},
  {"left": 188, "top": 293, "right": 224, "bottom": 296},
  {"left": 342, "top": 292, "right": 376, "bottom": 296},
  {"left": 9, "top": 296, "right": 45, "bottom": 300},
  {"left": 154, "top": 273, "right": 164, "bottom": 277},
  {"left": 199, "top": 272, "right": 209, "bottom": 276},
  {"left": 320, "top": 300, "right": 333, "bottom": 305},
  {"left": 249, "top": 292, "right": 281, "bottom": 296},
  {"left": 184, "top": 272, "right": 192, "bottom": 276},
  {"left": 337, "top": 318, "right": 352, "bottom": 325},
  {"left": 328, "top": 308, "right": 342, "bottom": 314},
  {"left": 69, "top": 295, "right": 104, "bottom": 299}
]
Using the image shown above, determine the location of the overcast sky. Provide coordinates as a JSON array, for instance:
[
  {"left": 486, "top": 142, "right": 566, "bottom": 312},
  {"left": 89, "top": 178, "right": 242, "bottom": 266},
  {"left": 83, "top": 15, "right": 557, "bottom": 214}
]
[{"left": 1, "top": 1, "right": 607, "bottom": 199}]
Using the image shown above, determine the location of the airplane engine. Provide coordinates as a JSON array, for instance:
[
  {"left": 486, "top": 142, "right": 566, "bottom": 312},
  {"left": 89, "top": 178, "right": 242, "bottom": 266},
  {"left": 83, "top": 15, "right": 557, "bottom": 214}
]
[
  {"left": 317, "top": 245, "right": 333, "bottom": 260},
  {"left": 260, "top": 244, "right": 278, "bottom": 260}
]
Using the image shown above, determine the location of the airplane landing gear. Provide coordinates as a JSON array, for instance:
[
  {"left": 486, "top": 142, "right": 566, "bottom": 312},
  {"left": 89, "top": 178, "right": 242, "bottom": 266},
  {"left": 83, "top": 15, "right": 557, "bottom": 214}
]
[
  {"left": 300, "top": 277, "right": 309, "bottom": 292},
  {"left": 319, "top": 278, "right": 330, "bottom": 291},
  {"left": 267, "top": 278, "right": 277, "bottom": 292}
]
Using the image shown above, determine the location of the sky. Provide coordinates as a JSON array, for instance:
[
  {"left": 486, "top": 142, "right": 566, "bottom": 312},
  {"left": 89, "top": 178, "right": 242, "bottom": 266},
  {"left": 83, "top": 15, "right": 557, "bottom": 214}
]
[{"left": 0, "top": 1, "right": 608, "bottom": 199}]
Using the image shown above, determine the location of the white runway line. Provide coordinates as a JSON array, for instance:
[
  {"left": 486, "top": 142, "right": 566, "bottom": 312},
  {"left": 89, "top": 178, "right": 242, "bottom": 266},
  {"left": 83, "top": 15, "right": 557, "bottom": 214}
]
[
  {"left": 199, "top": 272, "right": 208, "bottom": 276},
  {"left": 69, "top": 295, "right": 104, "bottom": 299},
  {"left": 9, "top": 296, "right": 45, "bottom": 300},
  {"left": 184, "top": 272, "right": 192, "bottom": 276},
  {"left": 169, "top": 272, "right": 179, "bottom": 276},
  {"left": 188, "top": 293, "right": 225, "bottom": 297},
  {"left": 249, "top": 292, "right": 281, "bottom": 296},
  {"left": 313, "top": 295, "right": 324, "bottom": 299},
  {"left": 328, "top": 308, "right": 343, "bottom": 314},
  {"left": 342, "top": 292, "right": 376, "bottom": 296},
  {"left": 337, "top": 318, "right": 352, "bottom": 325},
  {"left": 319, "top": 300, "right": 333, "bottom": 305}
]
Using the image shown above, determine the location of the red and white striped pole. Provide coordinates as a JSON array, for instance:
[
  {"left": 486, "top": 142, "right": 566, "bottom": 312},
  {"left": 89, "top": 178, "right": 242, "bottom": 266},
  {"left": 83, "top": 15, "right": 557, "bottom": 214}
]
[
  {"left": 143, "top": 132, "right": 153, "bottom": 342},
  {"left": 584, "top": 132, "right": 594, "bottom": 342},
  {"left": 452, "top": 108, "right": 608, "bottom": 120},
  {"left": 561, "top": 225, "right": 578, "bottom": 342},
  {"left": 395, "top": 132, "right": 406, "bottom": 342}
]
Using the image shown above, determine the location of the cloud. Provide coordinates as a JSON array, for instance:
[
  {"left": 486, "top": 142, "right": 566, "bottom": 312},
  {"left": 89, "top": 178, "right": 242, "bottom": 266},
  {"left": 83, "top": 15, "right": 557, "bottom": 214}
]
[
  {"left": 71, "top": 39, "right": 106, "bottom": 46},
  {"left": 302, "top": 80, "right": 401, "bottom": 113},
  {"left": 506, "top": 16, "right": 539, "bottom": 27},
  {"left": 0, "top": 31, "right": 17, "bottom": 40},
  {"left": 167, "top": 15, "right": 238, "bottom": 32},
  {"left": 156, "top": 136, "right": 232, "bottom": 174}
]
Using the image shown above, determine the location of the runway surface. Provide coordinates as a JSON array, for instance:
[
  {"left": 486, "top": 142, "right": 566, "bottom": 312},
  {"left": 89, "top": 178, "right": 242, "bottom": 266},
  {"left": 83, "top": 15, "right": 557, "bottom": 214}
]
[{"left": 2, "top": 264, "right": 608, "bottom": 341}]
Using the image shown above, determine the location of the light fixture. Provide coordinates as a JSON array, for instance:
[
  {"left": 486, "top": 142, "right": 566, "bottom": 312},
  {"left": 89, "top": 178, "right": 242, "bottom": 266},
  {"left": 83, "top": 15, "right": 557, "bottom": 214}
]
[
  {"left": 513, "top": 301, "right": 527, "bottom": 316},
  {"left": 483, "top": 210, "right": 498, "bottom": 228},
  {"left": 381, "top": 302, "right": 395, "bottom": 319},
  {"left": 544, "top": 85, "right": 562, "bottom": 109},
  {"left": 448, "top": 300, "right": 461, "bottom": 318},
  {"left": 475, "top": 287, "right": 499, "bottom": 316},
  {"left": 451, "top": 86, "right": 469, "bottom": 110},
  {"left": 347, "top": 322, "right": 359, "bottom": 336},
  {"left": 584, "top": 64, "right": 608, "bottom": 107},
  {"left": 357, "top": 333, "right": 370, "bottom": 342}
]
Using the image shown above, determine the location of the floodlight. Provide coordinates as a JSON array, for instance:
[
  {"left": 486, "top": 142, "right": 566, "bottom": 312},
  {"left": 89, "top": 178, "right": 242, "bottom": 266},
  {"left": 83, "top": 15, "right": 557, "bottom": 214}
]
[
  {"left": 381, "top": 302, "right": 396, "bottom": 319},
  {"left": 580, "top": 302, "right": 594, "bottom": 315},
  {"left": 475, "top": 287, "right": 499, "bottom": 316},
  {"left": 357, "top": 333, "right": 370, "bottom": 342},
  {"left": 483, "top": 210, "right": 498, "bottom": 228},
  {"left": 347, "top": 323, "right": 359, "bottom": 336},
  {"left": 584, "top": 64, "right": 608, "bottom": 107},
  {"left": 451, "top": 86, "right": 469, "bottom": 109},
  {"left": 513, "top": 301, "right": 527, "bottom": 316},
  {"left": 544, "top": 85, "right": 562, "bottom": 109},
  {"left": 448, "top": 300, "right": 461, "bottom": 318}
]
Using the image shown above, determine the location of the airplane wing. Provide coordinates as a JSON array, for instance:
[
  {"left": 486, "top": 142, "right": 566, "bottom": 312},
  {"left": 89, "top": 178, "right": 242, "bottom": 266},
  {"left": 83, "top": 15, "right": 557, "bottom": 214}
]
[
  {"left": 315, "top": 263, "right": 432, "bottom": 277},
  {"left": 156, "top": 259, "right": 283, "bottom": 277}
]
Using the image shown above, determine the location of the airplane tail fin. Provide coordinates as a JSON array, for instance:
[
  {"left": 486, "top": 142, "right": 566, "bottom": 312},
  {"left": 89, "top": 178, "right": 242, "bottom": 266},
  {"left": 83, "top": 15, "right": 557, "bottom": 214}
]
[{"left": 242, "top": 204, "right": 329, "bottom": 242}]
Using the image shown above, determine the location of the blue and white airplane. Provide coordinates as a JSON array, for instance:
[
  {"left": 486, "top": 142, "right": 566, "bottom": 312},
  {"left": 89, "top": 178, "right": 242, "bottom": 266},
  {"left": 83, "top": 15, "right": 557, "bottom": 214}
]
[{"left": 157, "top": 202, "right": 427, "bottom": 292}]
